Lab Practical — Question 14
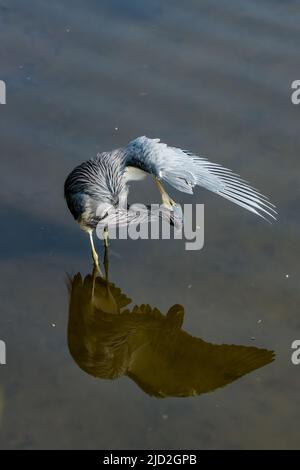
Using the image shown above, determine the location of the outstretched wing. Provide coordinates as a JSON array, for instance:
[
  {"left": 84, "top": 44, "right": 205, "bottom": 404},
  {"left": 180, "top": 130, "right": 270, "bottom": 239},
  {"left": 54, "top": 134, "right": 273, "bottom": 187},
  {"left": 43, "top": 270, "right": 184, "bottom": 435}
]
[{"left": 124, "top": 136, "right": 277, "bottom": 221}]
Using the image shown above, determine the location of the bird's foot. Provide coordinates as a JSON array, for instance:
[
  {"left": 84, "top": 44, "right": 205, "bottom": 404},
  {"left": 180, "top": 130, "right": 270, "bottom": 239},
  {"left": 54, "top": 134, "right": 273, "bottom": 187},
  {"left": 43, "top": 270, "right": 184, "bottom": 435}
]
[{"left": 162, "top": 194, "right": 177, "bottom": 210}]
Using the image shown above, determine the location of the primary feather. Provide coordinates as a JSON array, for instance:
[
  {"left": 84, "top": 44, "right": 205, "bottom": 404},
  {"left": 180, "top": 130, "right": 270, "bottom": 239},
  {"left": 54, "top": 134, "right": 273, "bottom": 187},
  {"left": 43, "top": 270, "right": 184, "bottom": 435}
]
[{"left": 124, "top": 136, "right": 277, "bottom": 221}]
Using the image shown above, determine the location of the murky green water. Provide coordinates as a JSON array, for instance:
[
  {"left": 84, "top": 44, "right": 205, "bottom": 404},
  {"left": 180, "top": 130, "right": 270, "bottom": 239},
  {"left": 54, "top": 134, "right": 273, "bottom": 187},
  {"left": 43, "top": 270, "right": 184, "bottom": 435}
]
[{"left": 0, "top": 0, "right": 299, "bottom": 449}]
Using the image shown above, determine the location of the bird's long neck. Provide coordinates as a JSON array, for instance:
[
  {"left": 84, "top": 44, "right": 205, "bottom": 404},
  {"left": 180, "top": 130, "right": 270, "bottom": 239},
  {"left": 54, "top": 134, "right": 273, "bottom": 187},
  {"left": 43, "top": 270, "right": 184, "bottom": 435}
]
[{"left": 92, "top": 150, "right": 128, "bottom": 205}]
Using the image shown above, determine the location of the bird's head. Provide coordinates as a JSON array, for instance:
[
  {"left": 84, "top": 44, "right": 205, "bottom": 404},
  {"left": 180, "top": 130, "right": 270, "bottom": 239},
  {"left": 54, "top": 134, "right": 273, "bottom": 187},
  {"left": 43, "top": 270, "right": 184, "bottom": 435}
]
[{"left": 95, "top": 201, "right": 114, "bottom": 221}]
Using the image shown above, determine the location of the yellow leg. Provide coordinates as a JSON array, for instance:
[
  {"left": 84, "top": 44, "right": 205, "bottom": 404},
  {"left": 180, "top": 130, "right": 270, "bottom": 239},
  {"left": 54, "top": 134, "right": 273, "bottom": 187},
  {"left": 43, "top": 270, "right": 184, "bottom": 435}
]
[
  {"left": 89, "top": 231, "right": 99, "bottom": 270},
  {"left": 91, "top": 263, "right": 98, "bottom": 299},
  {"left": 103, "top": 227, "right": 109, "bottom": 280},
  {"left": 103, "top": 226, "right": 109, "bottom": 248},
  {"left": 155, "top": 178, "right": 177, "bottom": 209},
  {"left": 104, "top": 240, "right": 109, "bottom": 280}
]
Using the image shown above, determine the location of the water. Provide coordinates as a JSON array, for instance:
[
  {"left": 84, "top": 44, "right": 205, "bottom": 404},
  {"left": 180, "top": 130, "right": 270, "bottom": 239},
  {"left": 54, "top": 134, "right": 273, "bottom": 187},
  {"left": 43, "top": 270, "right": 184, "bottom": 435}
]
[{"left": 0, "top": 0, "right": 299, "bottom": 450}]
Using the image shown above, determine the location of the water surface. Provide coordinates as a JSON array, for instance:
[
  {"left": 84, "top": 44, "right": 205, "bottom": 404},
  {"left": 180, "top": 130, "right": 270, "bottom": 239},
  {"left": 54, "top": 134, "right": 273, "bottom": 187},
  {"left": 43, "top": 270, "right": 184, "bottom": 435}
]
[{"left": 0, "top": 0, "right": 299, "bottom": 449}]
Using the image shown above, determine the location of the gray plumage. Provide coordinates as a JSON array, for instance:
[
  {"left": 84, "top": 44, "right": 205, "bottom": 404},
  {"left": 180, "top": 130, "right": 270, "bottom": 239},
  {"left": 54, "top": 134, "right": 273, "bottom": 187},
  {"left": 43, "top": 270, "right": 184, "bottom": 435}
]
[
  {"left": 64, "top": 135, "right": 277, "bottom": 232},
  {"left": 65, "top": 149, "right": 127, "bottom": 230}
]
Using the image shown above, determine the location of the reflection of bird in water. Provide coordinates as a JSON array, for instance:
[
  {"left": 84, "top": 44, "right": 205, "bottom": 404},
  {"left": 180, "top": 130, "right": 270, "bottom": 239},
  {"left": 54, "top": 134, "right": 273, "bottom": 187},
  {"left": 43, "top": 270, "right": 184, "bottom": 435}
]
[
  {"left": 64, "top": 136, "right": 277, "bottom": 270},
  {"left": 67, "top": 269, "right": 275, "bottom": 398}
]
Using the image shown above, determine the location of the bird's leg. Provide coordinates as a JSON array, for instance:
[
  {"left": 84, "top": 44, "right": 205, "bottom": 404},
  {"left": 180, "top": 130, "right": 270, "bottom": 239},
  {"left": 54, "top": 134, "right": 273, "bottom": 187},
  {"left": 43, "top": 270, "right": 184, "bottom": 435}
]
[
  {"left": 155, "top": 178, "right": 177, "bottom": 209},
  {"left": 103, "top": 239, "right": 109, "bottom": 281},
  {"left": 89, "top": 231, "right": 100, "bottom": 271},
  {"left": 103, "top": 227, "right": 109, "bottom": 280},
  {"left": 91, "top": 263, "right": 98, "bottom": 299},
  {"left": 103, "top": 226, "right": 109, "bottom": 248}
]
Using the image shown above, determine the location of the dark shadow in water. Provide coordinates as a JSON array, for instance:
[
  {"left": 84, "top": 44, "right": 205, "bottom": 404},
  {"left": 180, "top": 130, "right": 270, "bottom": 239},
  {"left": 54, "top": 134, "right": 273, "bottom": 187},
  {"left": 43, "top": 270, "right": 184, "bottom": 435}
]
[{"left": 67, "top": 269, "right": 275, "bottom": 398}]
